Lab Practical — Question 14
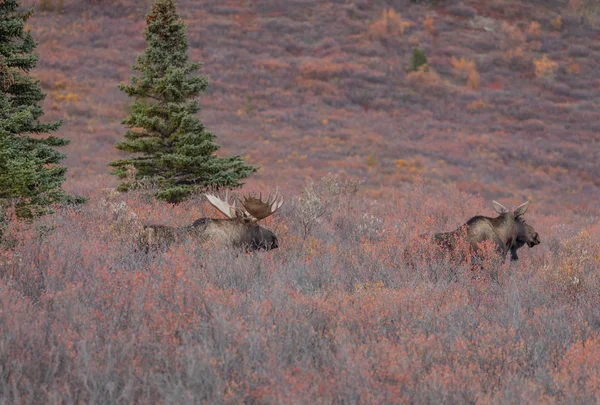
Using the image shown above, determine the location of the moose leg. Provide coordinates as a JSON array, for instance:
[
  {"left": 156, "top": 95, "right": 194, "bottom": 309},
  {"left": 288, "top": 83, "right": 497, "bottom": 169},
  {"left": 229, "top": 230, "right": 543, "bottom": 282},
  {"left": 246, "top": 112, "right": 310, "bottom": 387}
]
[{"left": 510, "top": 246, "right": 519, "bottom": 261}]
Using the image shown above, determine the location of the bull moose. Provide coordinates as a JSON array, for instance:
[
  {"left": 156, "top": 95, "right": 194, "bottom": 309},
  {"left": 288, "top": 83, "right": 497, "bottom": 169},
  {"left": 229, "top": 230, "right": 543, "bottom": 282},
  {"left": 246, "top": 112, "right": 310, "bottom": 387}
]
[
  {"left": 140, "top": 191, "right": 283, "bottom": 252},
  {"left": 432, "top": 200, "right": 540, "bottom": 262}
]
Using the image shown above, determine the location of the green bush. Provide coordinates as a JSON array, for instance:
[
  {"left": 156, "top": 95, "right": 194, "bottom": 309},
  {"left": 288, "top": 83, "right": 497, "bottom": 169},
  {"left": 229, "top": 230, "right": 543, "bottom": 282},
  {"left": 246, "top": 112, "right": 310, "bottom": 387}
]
[{"left": 410, "top": 47, "right": 428, "bottom": 72}]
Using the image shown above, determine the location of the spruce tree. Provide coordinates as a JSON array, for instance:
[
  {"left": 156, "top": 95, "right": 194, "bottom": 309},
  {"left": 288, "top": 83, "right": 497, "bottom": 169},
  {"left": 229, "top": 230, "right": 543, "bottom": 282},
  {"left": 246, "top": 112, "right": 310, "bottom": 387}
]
[
  {"left": 110, "top": 0, "right": 257, "bottom": 204},
  {"left": 0, "top": 0, "right": 84, "bottom": 229},
  {"left": 410, "top": 47, "right": 428, "bottom": 72}
]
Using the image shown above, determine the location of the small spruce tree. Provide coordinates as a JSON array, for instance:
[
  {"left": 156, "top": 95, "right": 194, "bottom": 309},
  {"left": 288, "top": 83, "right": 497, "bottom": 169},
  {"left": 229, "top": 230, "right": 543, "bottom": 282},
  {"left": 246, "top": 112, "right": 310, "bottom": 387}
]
[
  {"left": 0, "top": 0, "right": 84, "bottom": 232},
  {"left": 410, "top": 46, "right": 429, "bottom": 72},
  {"left": 110, "top": 0, "right": 257, "bottom": 204}
]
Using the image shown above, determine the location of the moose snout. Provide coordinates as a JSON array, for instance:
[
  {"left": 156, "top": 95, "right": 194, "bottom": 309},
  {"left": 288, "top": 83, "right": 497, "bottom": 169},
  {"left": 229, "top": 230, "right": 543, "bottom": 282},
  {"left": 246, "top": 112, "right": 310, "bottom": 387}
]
[{"left": 528, "top": 233, "right": 541, "bottom": 247}]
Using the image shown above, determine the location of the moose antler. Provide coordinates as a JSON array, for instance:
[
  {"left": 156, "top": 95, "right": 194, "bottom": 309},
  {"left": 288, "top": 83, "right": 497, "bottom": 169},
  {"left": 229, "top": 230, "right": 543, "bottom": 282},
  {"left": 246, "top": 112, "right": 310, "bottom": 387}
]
[
  {"left": 206, "top": 190, "right": 284, "bottom": 221},
  {"left": 205, "top": 191, "right": 239, "bottom": 219},
  {"left": 240, "top": 191, "right": 284, "bottom": 221}
]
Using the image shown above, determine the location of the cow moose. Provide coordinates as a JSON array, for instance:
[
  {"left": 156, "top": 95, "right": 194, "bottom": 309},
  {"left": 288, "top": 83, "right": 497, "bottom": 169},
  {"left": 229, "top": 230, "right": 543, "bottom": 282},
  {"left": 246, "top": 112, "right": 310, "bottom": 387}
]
[
  {"left": 432, "top": 200, "right": 540, "bottom": 262},
  {"left": 139, "top": 191, "right": 283, "bottom": 252},
  {"left": 404, "top": 201, "right": 541, "bottom": 273}
]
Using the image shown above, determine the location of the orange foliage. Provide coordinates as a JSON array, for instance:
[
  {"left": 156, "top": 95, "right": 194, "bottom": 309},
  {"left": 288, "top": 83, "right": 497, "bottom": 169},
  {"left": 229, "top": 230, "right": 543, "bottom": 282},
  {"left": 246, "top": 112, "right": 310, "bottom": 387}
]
[
  {"left": 467, "top": 99, "right": 489, "bottom": 111},
  {"left": 423, "top": 15, "right": 435, "bottom": 33},
  {"left": 566, "top": 61, "right": 581, "bottom": 74},
  {"left": 551, "top": 15, "right": 563, "bottom": 30},
  {"left": 394, "top": 158, "right": 421, "bottom": 177},
  {"left": 254, "top": 58, "right": 290, "bottom": 71},
  {"left": 451, "top": 57, "right": 480, "bottom": 89},
  {"left": 504, "top": 46, "right": 526, "bottom": 62},
  {"left": 501, "top": 21, "right": 525, "bottom": 45},
  {"left": 534, "top": 55, "right": 558, "bottom": 77},
  {"left": 368, "top": 9, "right": 412, "bottom": 41},
  {"left": 298, "top": 59, "right": 362, "bottom": 81},
  {"left": 526, "top": 21, "right": 541, "bottom": 37},
  {"left": 294, "top": 77, "right": 338, "bottom": 95},
  {"left": 406, "top": 65, "right": 446, "bottom": 91},
  {"left": 54, "top": 91, "right": 80, "bottom": 102},
  {"left": 467, "top": 68, "right": 480, "bottom": 90}
]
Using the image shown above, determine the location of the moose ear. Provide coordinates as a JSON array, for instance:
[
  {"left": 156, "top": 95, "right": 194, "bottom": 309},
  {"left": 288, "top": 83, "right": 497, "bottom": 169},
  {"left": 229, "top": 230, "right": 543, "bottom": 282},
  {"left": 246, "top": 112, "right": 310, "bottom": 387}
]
[
  {"left": 513, "top": 201, "right": 529, "bottom": 217},
  {"left": 492, "top": 201, "right": 509, "bottom": 215}
]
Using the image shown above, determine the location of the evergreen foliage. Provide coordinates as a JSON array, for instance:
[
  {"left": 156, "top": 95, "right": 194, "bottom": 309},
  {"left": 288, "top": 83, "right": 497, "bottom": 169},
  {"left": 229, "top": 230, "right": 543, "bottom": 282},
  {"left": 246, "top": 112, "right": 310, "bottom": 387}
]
[
  {"left": 410, "top": 46, "right": 429, "bottom": 72},
  {"left": 110, "top": 0, "right": 257, "bottom": 204},
  {"left": 0, "top": 0, "right": 83, "bottom": 231}
]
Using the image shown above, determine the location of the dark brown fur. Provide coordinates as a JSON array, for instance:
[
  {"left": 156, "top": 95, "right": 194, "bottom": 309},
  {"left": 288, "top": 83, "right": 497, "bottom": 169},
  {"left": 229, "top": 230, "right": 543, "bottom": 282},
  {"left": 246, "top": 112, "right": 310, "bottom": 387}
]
[
  {"left": 139, "top": 218, "right": 278, "bottom": 252},
  {"left": 404, "top": 201, "right": 540, "bottom": 269},
  {"left": 190, "top": 217, "right": 278, "bottom": 251},
  {"left": 432, "top": 201, "right": 540, "bottom": 262},
  {"left": 139, "top": 192, "right": 283, "bottom": 253}
]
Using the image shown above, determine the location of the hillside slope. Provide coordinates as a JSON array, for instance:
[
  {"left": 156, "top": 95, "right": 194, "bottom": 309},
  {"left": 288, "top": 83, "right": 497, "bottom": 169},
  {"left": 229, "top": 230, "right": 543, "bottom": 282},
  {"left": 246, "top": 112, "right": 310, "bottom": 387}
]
[{"left": 23, "top": 0, "right": 600, "bottom": 211}]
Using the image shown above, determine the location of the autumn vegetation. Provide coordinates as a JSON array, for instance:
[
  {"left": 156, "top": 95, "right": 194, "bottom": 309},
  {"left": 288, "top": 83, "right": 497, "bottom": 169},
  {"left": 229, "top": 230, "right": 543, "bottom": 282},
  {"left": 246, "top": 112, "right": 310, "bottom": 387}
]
[
  {"left": 1, "top": 180, "right": 600, "bottom": 403},
  {"left": 1, "top": 0, "right": 600, "bottom": 403}
]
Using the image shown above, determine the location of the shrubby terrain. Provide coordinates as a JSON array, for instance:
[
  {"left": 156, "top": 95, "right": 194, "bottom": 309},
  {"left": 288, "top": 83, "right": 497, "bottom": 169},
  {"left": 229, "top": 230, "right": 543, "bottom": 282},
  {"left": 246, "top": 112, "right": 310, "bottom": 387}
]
[
  {"left": 1, "top": 0, "right": 600, "bottom": 403},
  {"left": 1, "top": 180, "right": 599, "bottom": 403},
  {"left": 21, "top": 0, "right": 600, "bottom": 211}
]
